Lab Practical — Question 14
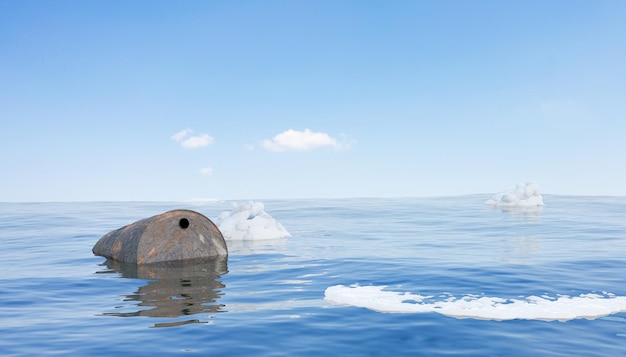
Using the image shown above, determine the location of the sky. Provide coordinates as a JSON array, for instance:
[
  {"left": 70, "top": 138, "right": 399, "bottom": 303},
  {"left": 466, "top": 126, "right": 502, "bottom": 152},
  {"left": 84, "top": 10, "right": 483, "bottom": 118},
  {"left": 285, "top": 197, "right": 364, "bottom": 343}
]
[{"left": 1, "top": 0, "right": 625, "bottom": 202}]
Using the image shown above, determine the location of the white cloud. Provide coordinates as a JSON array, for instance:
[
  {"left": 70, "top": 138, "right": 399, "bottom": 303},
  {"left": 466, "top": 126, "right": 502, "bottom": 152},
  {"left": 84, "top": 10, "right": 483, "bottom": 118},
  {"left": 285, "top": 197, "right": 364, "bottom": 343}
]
[
  {"left": 199, "top": 167, "right": 213, "bottom": 176},
  {"left": 171, "top": 128, "right": 192, "bottom": 142},
  {"left": 171, "top": 129, "right": 214, "bottom": 149},
  {"left": 181, "top": 134, "right": 213, "bottom": 148},
  {"left": 261, "top": 129, "right": 352, "bottom": 152}
]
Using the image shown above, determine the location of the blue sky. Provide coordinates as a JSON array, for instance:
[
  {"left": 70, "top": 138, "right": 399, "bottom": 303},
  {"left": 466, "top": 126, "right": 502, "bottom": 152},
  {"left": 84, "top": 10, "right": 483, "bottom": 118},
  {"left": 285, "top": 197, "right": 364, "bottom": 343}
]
[{"left": 1, "top": 1, "right": 625, "bottom": 201}]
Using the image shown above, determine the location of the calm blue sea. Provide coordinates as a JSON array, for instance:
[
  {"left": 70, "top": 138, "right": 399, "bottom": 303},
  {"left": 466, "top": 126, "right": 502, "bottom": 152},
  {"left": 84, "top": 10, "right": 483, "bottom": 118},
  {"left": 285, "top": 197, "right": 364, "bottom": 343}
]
[{"left": 1, "top": 195, "right": 626, "bottom": 356}]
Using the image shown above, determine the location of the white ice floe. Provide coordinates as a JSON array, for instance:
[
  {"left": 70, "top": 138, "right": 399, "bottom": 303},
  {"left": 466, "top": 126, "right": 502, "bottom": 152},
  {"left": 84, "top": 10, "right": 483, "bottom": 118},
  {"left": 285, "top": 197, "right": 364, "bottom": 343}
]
[
  {"left": 485, "top": 182, "right": 544, "bottom": 208},
  {"left": 216, "top": 201, "right": 291, "bottom": 241},
  {"left": 324, "top": 285, "right": 626, "bottom": 321}
]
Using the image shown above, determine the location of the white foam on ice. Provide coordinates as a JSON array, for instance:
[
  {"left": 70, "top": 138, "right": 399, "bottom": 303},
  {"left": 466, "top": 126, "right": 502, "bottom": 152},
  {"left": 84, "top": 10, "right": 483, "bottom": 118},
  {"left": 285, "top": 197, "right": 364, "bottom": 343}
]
[
  {"left": 324, "top": 285, "right": 626, "bottom": 321},
  {"left": 216, "top": 201, "right": 291, "bottom": 240},
  {"left": 485, "top": 182, "right": 544, "bottom": 208}
]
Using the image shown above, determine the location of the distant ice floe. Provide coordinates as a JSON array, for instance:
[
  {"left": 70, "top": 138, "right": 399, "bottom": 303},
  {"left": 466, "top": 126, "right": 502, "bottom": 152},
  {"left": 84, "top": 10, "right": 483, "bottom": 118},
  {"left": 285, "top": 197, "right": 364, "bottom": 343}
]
[
  {"left": 216, "top": 201, "right": 291, "bottom": 240},
  {"left": 324, "top": 285, "right": 626, "bottom": 321},
  {"left": 485, "top": 182, "right": 544, "bottom": 208}
]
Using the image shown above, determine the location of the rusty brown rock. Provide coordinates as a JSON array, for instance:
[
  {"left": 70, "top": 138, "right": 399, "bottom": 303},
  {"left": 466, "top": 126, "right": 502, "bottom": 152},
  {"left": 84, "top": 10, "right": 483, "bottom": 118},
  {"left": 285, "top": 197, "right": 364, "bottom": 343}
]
[{"left": 93, "top": 209, "right": 227, "bottom": 264}]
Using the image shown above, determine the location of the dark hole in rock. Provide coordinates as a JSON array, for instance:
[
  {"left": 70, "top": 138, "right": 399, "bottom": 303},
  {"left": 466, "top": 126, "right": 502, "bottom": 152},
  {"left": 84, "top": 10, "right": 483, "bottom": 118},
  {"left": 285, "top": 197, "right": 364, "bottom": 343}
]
[{"left": 179, "top": 218, "right": 190, "bottom": 229}]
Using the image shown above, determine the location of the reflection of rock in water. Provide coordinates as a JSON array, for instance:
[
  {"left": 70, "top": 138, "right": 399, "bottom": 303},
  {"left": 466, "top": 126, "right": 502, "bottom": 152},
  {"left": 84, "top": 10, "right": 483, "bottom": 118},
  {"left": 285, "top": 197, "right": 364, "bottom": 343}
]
[{"left": 98, "top": 256, "right": 228, "bottom": 326}]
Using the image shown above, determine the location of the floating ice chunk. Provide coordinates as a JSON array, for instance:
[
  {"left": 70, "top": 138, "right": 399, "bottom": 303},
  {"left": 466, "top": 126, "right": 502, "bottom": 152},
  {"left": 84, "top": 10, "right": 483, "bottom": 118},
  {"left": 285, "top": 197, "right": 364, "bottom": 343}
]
[
  {"left": 216, "top": 201, "right": 291, "bottom": 241},
  {"left": 324, "top": 285, "right": 626, "bottom": 321},
  {"left": 485, "top": 182, "right": 544, "bottom": 208}
]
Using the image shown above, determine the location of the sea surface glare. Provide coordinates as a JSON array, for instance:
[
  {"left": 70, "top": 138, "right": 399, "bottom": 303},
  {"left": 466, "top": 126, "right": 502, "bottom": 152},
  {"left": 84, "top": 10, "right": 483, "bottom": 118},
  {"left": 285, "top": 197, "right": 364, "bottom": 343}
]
[{"left": 1, "top": 195, "right": 626, "bottom": 356}]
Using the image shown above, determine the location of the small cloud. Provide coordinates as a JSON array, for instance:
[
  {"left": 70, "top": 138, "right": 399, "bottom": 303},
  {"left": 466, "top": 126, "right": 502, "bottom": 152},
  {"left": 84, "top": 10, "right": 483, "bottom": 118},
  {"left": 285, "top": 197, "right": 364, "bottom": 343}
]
[
  {"left": 171, "top": 128, "right": 192, "bottom": 142},
  {"left": 199, "top": 167, "right": 213, "bottom": 176},
  {"left": 171, "top": 129, "right": 214, "bottom": 149},
  {"left": 181, "top": 134, "right": 213, "bottom": 148},
  {"left": 261, "top": 129, "right": 353, "bottom": 152}
]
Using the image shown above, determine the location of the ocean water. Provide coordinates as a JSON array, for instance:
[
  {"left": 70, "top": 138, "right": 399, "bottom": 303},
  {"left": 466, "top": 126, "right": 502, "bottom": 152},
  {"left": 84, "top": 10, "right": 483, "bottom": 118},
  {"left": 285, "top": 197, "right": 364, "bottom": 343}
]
[{"left": 1, "top": 195, "right": 625, "bottom": 356}]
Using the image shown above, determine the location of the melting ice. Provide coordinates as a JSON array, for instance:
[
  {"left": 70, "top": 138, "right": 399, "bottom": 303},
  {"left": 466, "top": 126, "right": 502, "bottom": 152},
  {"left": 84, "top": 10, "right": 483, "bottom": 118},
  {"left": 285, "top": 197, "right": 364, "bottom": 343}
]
[
  {"left": 216, "top": 201, "right": 291, "bottom": 240},
  {"left": 485, "top": 182, "right": 544, "bottom": 208},
  {"left": 324, "top": 285, "right": 626, "bottom": 321}
]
